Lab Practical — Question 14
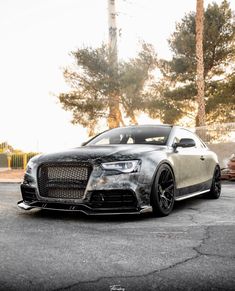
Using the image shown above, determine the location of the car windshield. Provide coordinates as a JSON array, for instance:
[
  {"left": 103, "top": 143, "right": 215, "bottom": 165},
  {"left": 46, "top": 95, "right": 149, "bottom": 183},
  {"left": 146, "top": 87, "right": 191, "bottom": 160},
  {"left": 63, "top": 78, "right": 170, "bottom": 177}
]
[{"left": 86, "top": 126, "right": 171, "bottom": 146}]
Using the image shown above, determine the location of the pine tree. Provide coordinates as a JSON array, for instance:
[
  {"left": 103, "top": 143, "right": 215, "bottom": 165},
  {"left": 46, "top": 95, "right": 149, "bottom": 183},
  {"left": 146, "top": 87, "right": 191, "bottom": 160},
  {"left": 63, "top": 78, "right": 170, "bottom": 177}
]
[
  {"left": 155, "top": 0, "right": 235, "bottom": 125},
  {"left": 59, "top": 44, "right": 157, "bottom": 135}
]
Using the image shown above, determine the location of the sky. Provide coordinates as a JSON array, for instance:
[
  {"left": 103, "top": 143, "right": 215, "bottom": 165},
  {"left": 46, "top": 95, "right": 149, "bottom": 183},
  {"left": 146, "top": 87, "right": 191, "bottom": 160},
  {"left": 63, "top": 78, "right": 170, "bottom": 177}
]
[{"left": 0, "top": 0, "right": 233, "bottom": 152}]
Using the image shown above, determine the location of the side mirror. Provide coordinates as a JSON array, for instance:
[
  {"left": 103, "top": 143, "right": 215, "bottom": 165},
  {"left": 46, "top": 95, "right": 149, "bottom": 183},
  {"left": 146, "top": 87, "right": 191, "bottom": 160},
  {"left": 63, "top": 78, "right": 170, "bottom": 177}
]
[{"left": 173, "top": 138, "right": 196, "bottom": 150}]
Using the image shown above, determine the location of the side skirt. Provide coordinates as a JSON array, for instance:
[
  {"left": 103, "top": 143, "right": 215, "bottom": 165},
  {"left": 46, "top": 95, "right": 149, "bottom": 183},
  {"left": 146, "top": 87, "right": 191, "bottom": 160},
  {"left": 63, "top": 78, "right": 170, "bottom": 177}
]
[
  {"left": 175, "top": 179, "right": 212, "bottom": 197},
  {"left": 175, "top": 189, "right": 210, "bottom": 201}
]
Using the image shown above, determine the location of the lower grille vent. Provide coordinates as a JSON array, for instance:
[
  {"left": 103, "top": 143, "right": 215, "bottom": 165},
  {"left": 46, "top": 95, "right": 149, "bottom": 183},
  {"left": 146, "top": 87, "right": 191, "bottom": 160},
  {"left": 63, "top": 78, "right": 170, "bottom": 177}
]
[
  {"left": 21, "top": 185, "right": 37, "bottom": 202},
  {"left": 90, "top": 190, "right": 137, "bottom": 208},
  {"left": 47, "top": 189, "right": 85, "bottom": 200}
]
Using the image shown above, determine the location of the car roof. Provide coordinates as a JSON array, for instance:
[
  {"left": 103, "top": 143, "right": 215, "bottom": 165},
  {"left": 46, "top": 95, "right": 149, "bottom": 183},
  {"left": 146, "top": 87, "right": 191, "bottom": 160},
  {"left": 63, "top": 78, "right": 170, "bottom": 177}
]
[{"left": 113, "top": 124, "right": 173, "bottom": 129}]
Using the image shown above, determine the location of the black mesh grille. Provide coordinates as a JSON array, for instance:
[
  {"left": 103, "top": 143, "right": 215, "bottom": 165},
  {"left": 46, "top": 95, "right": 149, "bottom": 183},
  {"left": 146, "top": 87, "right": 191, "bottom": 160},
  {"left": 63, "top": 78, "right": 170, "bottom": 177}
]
[{"left": 37, "top": 163, "right": 92, "bottom": 200}]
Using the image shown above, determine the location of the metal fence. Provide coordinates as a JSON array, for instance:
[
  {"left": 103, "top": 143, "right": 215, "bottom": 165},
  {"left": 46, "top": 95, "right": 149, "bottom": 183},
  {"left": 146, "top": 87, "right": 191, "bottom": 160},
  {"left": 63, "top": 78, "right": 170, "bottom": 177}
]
[
  {"left": 0, "top": 140, "right": 39, "bottom": 169},
  {"left": 193, "top": 123, "right": 235, "bottom": 168},
  {"left": 194, "top": 123, "right": 235, "bottom": 144},
  {"left": 0, "top": 151, "right": 38, "bottom": 169},
  {"left": 11, "top": 153, "right": 38, "bottom": 169}
]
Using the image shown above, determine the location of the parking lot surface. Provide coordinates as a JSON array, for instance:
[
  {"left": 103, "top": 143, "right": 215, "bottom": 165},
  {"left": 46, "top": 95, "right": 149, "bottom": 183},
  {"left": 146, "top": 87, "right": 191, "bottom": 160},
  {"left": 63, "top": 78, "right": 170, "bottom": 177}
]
[{"left": 0, "top": 182, "right": 234, "bottom": 291}]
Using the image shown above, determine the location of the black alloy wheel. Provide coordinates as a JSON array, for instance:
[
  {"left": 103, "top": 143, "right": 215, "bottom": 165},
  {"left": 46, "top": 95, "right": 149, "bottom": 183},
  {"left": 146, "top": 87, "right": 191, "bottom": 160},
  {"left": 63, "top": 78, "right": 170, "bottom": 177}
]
[
  {"left": 208, "top": 166, "right": 221, "bottom": 199},
  {"left": 152, "top": 164, "right": 175, "bottom": 216}
]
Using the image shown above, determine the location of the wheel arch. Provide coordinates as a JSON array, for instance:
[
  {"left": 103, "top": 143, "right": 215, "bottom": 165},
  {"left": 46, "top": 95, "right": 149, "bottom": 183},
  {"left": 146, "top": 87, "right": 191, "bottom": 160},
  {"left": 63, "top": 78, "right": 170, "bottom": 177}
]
[
  {"left": 215, "top": 163, "right": 221, "bottom": 170},
  {"left": 211, "top": 163, "right": 221, "bottom": 185},
  {"left": 150, "top": 160, "right": 176, "bottom": 206},
  {"left": 208, "top": 163, "right": 221, "bottom": 199}
]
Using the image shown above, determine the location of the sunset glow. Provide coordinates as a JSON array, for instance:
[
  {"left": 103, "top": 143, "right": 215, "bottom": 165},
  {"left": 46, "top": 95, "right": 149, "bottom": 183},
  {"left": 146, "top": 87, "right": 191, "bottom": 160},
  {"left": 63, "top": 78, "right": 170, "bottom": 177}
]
[{"left": 0, "top": 0, "right": 233, "bottom": 152}]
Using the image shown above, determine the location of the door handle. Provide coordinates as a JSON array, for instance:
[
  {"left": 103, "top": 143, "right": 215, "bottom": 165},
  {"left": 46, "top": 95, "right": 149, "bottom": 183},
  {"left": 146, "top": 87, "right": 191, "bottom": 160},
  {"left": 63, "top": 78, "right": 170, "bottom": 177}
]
[{"left": 200, "top": 156, "right": 205, "bottom": 161}]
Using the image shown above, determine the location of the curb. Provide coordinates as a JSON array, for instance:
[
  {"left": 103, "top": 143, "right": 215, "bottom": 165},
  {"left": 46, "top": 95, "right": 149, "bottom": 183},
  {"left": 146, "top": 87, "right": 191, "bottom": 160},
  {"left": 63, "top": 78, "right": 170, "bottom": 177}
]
[{"left": 0, "top": 180, "right": 22, "bottom": 183}]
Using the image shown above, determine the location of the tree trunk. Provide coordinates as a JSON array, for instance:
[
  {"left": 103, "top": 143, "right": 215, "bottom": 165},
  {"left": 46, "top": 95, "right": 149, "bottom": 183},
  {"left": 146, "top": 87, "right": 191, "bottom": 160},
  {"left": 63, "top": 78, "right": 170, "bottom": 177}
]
[
  {"left": 107, "top": 0, "right": 123, "bottom": 129},
  {"left": 195, "top": 0, "right": 206, "bottom": 126},
  {"left": 108, "top": 94, "right": 124, "bottom": 128},
  {"left": 130, "top": 114, "right": 138, "bottom": 125},
  {"left": 88, "top": 120, "right": 97, "bottom": 137}
]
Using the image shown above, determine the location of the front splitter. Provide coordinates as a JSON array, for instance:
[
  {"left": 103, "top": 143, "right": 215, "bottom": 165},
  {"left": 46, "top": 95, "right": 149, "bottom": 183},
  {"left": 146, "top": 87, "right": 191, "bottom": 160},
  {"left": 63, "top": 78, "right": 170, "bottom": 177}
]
[{"left": 17, "top": 200, "right": 152, "bottom": 216}]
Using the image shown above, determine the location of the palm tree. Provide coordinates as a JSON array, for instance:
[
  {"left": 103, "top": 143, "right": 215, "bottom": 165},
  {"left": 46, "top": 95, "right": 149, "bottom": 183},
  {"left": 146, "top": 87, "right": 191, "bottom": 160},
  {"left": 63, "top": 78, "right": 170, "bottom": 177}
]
[{"left": 195, "top": 0, "right": 206, "bottom": 126}]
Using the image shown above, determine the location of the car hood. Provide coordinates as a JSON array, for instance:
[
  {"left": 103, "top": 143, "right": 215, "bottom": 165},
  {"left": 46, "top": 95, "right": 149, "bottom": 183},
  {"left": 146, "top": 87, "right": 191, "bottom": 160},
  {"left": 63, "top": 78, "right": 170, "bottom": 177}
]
[{"left": 35, "top": 145, "right": 167, "bottom": 165}]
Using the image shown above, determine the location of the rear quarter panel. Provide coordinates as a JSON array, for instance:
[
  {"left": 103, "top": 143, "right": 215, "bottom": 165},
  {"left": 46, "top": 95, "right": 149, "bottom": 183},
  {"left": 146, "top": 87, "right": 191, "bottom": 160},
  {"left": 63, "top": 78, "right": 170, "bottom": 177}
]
[{"left": 204, "top": 149, "right": 219, "bottom": 179}]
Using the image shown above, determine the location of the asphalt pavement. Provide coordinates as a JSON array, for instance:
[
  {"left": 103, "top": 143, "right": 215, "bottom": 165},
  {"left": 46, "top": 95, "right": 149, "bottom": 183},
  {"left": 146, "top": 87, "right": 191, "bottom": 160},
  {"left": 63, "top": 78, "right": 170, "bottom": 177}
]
[{"left": 0, "top": 182, "right": 234, "bottom": 291}]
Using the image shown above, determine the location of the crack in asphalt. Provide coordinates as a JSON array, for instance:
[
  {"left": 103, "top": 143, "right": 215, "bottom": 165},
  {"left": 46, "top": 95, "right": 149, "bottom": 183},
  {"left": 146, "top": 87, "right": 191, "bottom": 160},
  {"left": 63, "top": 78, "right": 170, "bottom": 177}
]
[
  {"left": 193, "top": 226, "right": 235, "bottom": 259},
  {"left": 192, "top": 226, "right": 212, "bottom": 258},
  {"left": 188, "top": 213, "right": 198, "bottom": 225},
  {"left": 53, "top": 255, "right": 200, "bottom": 291},
  {"left": 53, "top": 225, "right": 233, "bottom": 291},
  {"left": 186, "top": 207, "right": 203, "bottom": 225}
]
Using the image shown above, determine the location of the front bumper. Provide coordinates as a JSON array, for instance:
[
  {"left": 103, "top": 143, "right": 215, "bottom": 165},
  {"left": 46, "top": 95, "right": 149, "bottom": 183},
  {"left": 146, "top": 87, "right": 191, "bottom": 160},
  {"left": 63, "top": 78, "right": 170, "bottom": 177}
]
[{"left": 18, "top": 184, "right": 152, "bottom": 215}]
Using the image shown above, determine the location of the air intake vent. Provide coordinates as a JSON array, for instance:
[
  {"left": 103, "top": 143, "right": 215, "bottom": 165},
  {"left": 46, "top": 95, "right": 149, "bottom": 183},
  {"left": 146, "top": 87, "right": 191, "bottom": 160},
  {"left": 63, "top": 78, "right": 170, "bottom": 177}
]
[{"left": 90, "top": 190, "right": 137, "bottom": 208}]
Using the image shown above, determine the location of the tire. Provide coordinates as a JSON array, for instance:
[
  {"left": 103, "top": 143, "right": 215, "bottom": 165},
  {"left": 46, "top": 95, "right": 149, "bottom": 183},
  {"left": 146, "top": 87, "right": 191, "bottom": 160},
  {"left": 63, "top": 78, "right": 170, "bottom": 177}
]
[
  {"left": 151, "top": 164, "right": 175, "bottom": 217},
  {"left": 208, "top": 165, "right": 221, "bottom": 199}
]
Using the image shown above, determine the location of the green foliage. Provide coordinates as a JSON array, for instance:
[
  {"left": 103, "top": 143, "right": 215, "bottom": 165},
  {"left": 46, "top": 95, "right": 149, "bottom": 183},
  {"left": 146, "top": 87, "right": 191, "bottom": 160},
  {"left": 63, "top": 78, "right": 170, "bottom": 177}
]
[
  {"left": 59, "top": 46, "right": 112, "bottom": 132},
  {"left": 119, "top": 44, "right": 157, "bottom": 119},
  {"left": 0, "top": 142, "right": 14, "bottom": 153},
  {"left": 59, "top": 43, "right": 157, "bottom": 134},
  {"left": 206, "top": 72, "right": 235, "bottom": 123},
  {"left": 156, "top": 0, "right": 235, "bottom": 125},
  {"left": 59, "top": 1, "right": 235, "bottom": 129},
  {"left": 144, "top": 85, "right": 195, "bottom": 125}
]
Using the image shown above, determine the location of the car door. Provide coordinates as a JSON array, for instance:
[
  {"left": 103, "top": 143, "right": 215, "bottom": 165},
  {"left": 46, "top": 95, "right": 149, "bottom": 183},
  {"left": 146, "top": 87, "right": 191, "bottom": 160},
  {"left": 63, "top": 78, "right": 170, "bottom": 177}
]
[
  {"left": 171, "top": 129, "right": 207, "bottom": 195},
  {"left": 187, "top": 132, "right": 216, "bottom": 187}
]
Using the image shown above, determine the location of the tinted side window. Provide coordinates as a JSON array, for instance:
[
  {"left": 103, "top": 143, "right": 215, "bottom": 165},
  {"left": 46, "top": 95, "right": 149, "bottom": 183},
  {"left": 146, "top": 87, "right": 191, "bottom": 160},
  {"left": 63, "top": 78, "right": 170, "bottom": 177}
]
[
  {"left": 173, "top": 129, "right": 204, "bottom": 148},
  {"left": 172, "top": 129, "right": 189, "bottom": 145}
]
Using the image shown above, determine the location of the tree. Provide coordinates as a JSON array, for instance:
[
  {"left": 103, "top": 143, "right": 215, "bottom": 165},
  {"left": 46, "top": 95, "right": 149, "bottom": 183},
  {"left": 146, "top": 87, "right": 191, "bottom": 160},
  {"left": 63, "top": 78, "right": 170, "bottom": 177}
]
[
  {"left": 0, "top": 142, "right": 14, "bottom": 153},
  {"left": 156, "top": 0, "right": 235, "bottom": 126},
  {"left": 59, "top": 43, "right": 157, "bottom": 135}
]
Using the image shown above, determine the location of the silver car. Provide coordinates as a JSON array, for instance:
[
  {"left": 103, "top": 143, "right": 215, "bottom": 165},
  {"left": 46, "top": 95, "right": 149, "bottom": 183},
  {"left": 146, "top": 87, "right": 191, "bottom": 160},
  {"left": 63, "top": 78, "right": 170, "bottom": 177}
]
[{"left": 18, "top": 125, "right": 221, "bottom": 216}]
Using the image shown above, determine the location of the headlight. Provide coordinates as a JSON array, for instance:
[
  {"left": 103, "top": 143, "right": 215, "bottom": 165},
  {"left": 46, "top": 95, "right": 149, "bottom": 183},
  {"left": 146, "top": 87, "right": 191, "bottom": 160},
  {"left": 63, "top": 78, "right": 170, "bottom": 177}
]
[{"left": 101, "top": 160, "right": 141, "bottom": 173}]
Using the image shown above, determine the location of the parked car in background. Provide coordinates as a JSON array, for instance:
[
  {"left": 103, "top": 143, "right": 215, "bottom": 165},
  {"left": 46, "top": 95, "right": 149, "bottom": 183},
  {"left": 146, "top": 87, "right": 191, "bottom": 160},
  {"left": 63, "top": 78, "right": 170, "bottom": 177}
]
[
  {"left": 222, "top": 154, "right": 235, "bottom": 180},
  {"left": 18, "top": 125, "right": 221, "bottom": 217}
]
